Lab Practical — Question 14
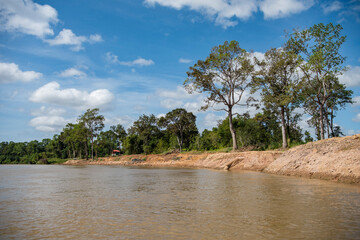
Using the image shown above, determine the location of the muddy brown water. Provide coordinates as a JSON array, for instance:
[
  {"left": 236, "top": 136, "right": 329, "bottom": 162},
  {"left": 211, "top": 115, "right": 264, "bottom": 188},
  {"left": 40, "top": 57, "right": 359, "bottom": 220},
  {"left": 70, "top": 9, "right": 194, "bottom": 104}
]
[{"left": 0, "top": 165, "right": 360, "bottom": 239}]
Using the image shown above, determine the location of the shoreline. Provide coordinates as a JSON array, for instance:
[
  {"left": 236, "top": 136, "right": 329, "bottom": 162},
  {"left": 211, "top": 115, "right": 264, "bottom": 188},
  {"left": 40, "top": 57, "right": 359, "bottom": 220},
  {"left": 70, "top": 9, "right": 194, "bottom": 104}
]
[{"left": 63, "top": 134, "right": 360, "bottom": 185}]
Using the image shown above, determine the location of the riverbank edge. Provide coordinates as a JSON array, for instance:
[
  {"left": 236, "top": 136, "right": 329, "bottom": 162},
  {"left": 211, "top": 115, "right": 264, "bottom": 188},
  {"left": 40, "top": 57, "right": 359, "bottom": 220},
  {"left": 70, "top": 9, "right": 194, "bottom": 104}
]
[{"left": 63, "top": 134, "right": 360, "bottom": 185}]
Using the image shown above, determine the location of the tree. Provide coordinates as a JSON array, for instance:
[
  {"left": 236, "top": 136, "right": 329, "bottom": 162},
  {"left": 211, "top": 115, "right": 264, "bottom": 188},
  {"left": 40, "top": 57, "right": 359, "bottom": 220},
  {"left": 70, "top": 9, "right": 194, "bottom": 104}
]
[
  {"left": 253, "top": 48, "right": 301, "bottom": 148},
  {"left": 304, "top": 131, "right": 313, "bottom": 143},
  {"left": 96, "top": 130, "right": 117, "bottom": 156},
  {"left": 184, "top": 40, "right": 254, "bottom": 150},
  {"left": 110, "top": 124, "right": 127, "bottom": 151},
  {"left": 60, "top": 123, "right": 87, "bottom": 159},
  {"left": 78, "top": 108, "right": 105, "bottom": 160},
  {"left": 159, "top": 108, "right": 198, "bottom": 152},
  {"left": 286, "top": 23, "right": 351, "bottom": 140},
  {"left": 128, "top": 114, "right": 160, "bottom": 154},
  {"left": 325, "top": 80, "right": 352, "bottom": 137}
]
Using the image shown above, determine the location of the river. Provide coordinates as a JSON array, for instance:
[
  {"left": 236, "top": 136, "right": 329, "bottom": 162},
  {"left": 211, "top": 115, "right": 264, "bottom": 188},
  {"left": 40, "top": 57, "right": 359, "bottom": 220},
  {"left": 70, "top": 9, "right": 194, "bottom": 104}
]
[{"left": 0, "top": 165, "right": 360, "bottom": 239}]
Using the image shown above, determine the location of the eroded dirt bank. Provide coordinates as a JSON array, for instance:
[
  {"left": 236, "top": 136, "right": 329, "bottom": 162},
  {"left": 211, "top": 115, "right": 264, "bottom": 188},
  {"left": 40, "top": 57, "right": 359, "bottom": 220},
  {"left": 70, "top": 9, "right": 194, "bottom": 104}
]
[
  {"left": 64, "top": 134, "right": 360, "bottom": 184},
  {"left": 264, "top": 134, "right": 360, "bottom": 184}
]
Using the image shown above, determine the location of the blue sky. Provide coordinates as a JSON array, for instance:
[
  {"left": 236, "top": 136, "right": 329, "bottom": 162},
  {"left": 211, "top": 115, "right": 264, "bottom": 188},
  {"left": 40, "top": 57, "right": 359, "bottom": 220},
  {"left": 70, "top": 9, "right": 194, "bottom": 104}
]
[{"left": 0, "top": 0, "right": 359, "bottom": 142}]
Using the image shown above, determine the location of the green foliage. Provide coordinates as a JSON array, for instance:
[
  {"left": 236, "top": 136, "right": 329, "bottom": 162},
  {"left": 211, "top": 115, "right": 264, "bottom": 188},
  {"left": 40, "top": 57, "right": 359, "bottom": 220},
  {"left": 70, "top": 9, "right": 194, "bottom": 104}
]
[
  {"left": 110, "top": 124, "right": 127, "bottom": 151},
  {"left": 253, "top": 48, "right": 302, "bottom": 148},
  {"left": 96, "top": 130, "right": 117, "bottom": 156},
  {"left": 304, "top": 131, "right": 314, "bottom": 143},
  {"left": 185, "top": 40, "right": 255, "bottom": 150},
  {"left": 286, "top": 23, "right": 352, "bottom": 140},
  {"left": 124, "top": 134, "right": 143, "bottom": 155},
  {"left": 128, "top": 114, "right": 161, "bottom": 154},
  {"left": 159, "top": 108, "right": 198, "bottom": 152},
  {"left": 78, "top": 108, "right": 105, "bottom": 159}
]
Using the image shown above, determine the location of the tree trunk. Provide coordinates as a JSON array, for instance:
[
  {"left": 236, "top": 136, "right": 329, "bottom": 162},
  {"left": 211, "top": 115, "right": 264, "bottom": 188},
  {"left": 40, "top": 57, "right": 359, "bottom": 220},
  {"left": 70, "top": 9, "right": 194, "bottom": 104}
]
[
  {"left": 285, "top": 108, "right": 291, "bottom": 144},
  {"left": 228, "top": 109, "right": 238, "bottom": 151},
  {"left": 177, "top": 136, "right": 182, "bottom": 153},
  {"left": 319, "top": 105, "right": 325, "bottom": 140},
  {"left": 91, "top": 134, "right": 94, "bottom": 160},
  {"left": 330, "top": 107, "right": 334, "bottom": 137},
  {"left": 280, "top": 106, "right": 288, "bottom": 148},
  {"left": 85, "top": 140, "right": 88, "bottom": 160}
]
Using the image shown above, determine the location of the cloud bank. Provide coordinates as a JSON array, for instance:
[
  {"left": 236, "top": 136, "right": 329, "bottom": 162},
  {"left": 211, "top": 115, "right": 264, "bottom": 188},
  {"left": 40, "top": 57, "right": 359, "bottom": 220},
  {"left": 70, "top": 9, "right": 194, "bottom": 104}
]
[
  {"left": 0, "top": 62, "right": 42, "bottom": 84},
  {"left": 46, "top": 29, "right": 103, "bottom": 51},
  {"left": 29, "top": 81, "right": 114, "bottom": 109},
  {"left": 0, "top": 0, "right": 58, "bottom": 37},
  {"left": 144, "top": 0, "right": 314, "bottom": 28},
  {"left": 0, "top": 0, "right": 102, "bottom": 51}
]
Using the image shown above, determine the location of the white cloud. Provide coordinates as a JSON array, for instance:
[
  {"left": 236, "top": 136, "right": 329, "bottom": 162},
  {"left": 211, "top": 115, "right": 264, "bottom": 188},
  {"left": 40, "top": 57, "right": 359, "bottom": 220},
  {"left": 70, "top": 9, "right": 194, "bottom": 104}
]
[
  {"left": 339, "top": 66, "right": 360, "bottom": 87},
  {"left": 157, "top": 86, "right": 197, "bottom": 99},
  {"left": 29, "top": 81, "right": 114, "bottom": 109},
  {"left": 203, "top": 112, "right": 225, "bottom": 128},
  {"left": 353, "top": 113, "right": 360, "bottom": 122},
  {"left": 144, "top": 0, "right": 313, "bottom": 27},
  {"left": 183, "top": 100, "right": 203, "bottom": 112},
  {"left": 145, "top": 0, "right": 257, "bottom": 28},
  {"left": 59, "top": 68, "right": 87, "bottom": 78},
  {"left": 88, "top": 34, "right": 103, "bottom": 43},
  {"left": 160, "top": 99, "right": 184, "bottom": 109},
  {"left": 322, "top": 1, "right": 343, "bottom": 14},
  {"left": 104, "top": 115, "right": 134, "bottom": 129},
  {"left": 106, "top": 52, "right": 119, "bottom": 63},
  {"left": 353, "top": 96, "right": 360, "bottom": 107},
  {"left": 252, "top": 51, "right": 265, "bottom": 61},
  {"left": 106, "top": 52, "right": 154, "bottom": 67},
  {"left": 160, "top": 97, "right": 204, "bottom": 113},
  {"left": 259, "top": 0, "right": 314, "bottom": 19},
  {"left": 29, "top": 106, "right": 73, "bottom": 132},
  {"left": 31, "top": 106, "right": 66, "bottom": 116},
  {"left": 157, "top": 113, "right": 166, "bottom": 118},
  {"left": 0, "top": 62, "right": 42, "bottom": 84},
  {"left": 157, "top": 85, "right": 204, "bottom": 112},
  {"left": 124, "top": 57, "right": 154, "bottom": 67},
  {"left": 0, "top": 0, "right": 58, "bottom": 38},
  {"left": 29, "top": 115, "right": 69, "bottom": 132},
  {"left": 179, "top": 58, "right": 192, "bottom": 63},
  {"left": 45, "top": 29, "right": 102, "bottom": 51}
]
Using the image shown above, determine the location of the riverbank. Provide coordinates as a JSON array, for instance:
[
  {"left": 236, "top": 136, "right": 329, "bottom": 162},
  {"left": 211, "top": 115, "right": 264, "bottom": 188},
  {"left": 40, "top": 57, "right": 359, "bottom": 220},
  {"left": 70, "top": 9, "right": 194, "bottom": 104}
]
[{"left": 64, "top": 134, "right": 360, "bottom": 184}]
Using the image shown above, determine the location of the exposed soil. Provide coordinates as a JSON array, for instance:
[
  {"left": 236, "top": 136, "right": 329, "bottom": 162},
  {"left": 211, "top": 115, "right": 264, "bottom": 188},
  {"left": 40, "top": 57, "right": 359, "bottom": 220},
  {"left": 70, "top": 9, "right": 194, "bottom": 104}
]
[
  {"left": 264, "top": 134, "right": 360, "bottom": 184},
  {"left": 63, "top": 134, "right": 360, "bottom": 184}
]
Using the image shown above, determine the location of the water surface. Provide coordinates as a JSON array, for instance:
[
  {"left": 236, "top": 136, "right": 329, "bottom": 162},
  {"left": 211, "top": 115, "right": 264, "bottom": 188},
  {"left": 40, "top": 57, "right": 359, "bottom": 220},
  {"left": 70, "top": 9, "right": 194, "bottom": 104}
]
[{"left": 0, "top": 165, "right": 360, "bottom": 239}]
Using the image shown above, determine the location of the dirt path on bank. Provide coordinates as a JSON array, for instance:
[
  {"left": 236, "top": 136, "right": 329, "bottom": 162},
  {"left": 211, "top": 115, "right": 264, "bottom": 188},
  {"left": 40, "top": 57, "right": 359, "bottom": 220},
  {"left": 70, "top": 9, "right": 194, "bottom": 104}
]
[{"left": 64, "top": 134, "right": 360, "bottom": 184}]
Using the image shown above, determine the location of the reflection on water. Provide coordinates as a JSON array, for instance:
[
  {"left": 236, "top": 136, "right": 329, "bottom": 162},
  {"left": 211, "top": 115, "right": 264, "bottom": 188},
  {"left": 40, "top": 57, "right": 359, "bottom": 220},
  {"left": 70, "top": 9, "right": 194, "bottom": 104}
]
[{"left": 0, "top": 165, "right": 360, "bottom": 239}]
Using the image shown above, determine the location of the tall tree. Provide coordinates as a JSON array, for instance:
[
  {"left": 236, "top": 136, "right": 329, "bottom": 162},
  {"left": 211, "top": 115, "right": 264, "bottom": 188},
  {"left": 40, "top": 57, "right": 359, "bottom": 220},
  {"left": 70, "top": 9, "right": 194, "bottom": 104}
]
[
  {"left": 128, "top": 114, "right": 160, "bottom": 154},
  {"left": 110, "top": 124, "right": 127, "bottom": 151},
  {"left": 325, "top": 78, "right": 352, "bottom": 137},
  {"left": 60, "top": 123, "right": 87, "bottom": 159},
  {"left": 159, "top": 108, "right": 198, "bottom": 152},
  {"left": 253, "top": 48, "right": 301, "bottom": 148},
  {"left": 286, "top": 23, "right": 350, "bottom": 140},
  {"left": 78, "top": 108, "right": 105, "bottom": 160},
  {"left": 96, "top": 130, "right": 117, "bottom": 156},
  {"left": 184, "top": 40, "right": 254, "bottom": 150}
]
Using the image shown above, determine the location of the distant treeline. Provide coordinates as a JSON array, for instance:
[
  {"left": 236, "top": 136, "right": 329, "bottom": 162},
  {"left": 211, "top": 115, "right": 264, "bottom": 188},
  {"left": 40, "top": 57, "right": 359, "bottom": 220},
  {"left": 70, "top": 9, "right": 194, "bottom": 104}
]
[
  {"left": 0, "top": 22, "right": 353, "bottom": 164},
  {"left": 0, "top": 107, "right": 312, "bottom": 164}
]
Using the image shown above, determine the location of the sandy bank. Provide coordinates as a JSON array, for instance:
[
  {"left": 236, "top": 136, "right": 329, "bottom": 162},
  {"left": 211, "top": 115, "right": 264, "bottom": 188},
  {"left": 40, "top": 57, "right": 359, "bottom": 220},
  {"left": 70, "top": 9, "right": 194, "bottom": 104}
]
[
  {"left": 264, "top": 134, "right": 360, "bottom": 184},
  {"left": 63, "top": 134, "right": 360, "bottom": 184}
]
